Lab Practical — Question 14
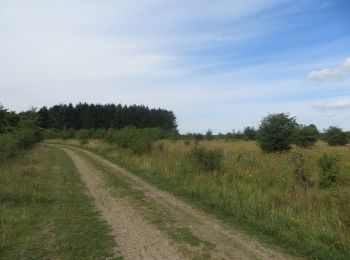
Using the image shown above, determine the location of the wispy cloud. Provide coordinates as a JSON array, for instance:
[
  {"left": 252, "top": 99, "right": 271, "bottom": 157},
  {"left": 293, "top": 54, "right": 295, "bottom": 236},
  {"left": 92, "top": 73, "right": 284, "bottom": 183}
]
[
  {"left": 1, "top": 0, "right": 350, "bottom": 132},
  {"left": 313, "top": 100, "right": 350, "bottom": 109},
  {"left": 308, "top": 56, "right": 350, "bottom": 81}
]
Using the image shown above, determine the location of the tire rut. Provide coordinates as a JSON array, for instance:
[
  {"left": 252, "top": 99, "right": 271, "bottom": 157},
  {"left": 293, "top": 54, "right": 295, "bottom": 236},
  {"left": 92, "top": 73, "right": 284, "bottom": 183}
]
[
  {"left": 60, "top": 147, "right": 183, "bottom": 260},
  {"left": 55, "top": 144, "right": 293, "bottom": 260}
]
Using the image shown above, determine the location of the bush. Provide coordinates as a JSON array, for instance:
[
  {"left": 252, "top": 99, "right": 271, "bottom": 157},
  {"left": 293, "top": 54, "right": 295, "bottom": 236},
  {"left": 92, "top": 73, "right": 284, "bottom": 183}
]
[
  {"left": 243, "top": 126, "right": 257, "bottom": 140},
  {"left": 0, "top": 133, "right": 18, "bottom": 160},
  {"left": 324, "top": 127, "right": 348, "bottom": 146},
  {"left": 257, "top": 113, "right": 297, "bottom": 152},
  {"left": 105, "top": 127, "right": 164, "bottom": 154},
  {"left": 76, "top": 129, "right": 91, "bottom": 140},
  {"left": 189, "top": 146, "right": 224, "bottom": 173},
  {"left": 91, "top": 129, "right": 107, "bottom": 139},
  {"left": 206, "top": 129, "right": 213, "bottom": 140},
  {"left": 294, "top": 124, "right": 319, "bottom": 148},
  {"left": 318, "top": 154, "right": 341, "bottom": 188},
  {"left": 42, "top": 128, "right": 59, "bottom": 139},
  {"left": 0, "top": 129, "right": 42, "bottom": 161},
  {"left": 59, "top": 129, "right": 76, "bottom": 139}
]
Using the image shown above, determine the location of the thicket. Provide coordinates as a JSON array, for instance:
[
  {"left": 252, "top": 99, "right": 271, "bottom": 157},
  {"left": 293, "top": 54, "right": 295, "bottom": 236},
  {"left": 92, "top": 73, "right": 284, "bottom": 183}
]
[
  {"left": 38, "top": 103, "right": 177, "bottom": 130},
  {"left": 104, "top": 127, "right": 165, "bottom": 154},
  {"left": 0, "top": 105, "right": 42, "bottom": 161}
]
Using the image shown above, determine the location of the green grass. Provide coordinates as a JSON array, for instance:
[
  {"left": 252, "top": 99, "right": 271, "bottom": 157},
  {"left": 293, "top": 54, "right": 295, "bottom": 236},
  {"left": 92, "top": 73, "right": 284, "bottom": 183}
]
[
  {"left": 47, "top": 139, "right": 350, "bottom": 259},
  {"left": 0, "top": 145, "right": 119, "bottom": 259}
]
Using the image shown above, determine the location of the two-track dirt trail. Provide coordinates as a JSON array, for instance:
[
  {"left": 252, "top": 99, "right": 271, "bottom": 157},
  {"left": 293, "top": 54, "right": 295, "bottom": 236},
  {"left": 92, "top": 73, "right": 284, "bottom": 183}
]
[{"left": 53, "top": 144, "right": 292, "bottom": 260}]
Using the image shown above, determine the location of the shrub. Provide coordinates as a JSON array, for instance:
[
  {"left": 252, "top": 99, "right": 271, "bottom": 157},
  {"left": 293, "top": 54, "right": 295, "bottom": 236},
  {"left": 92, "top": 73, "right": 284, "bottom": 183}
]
[
  {"left": 91, "top": 129, "right": 107, "bottom": 139},
  {"left": 0, "top": 129, "right": 41, "bottom": 161},
  {"left": 106, "top": 127, "right": 163, "bottom": 154},
  {"left": 194, "top": 134, "right": 204, "bottom": 141},
  {"left": 294, "top": 124, "right": 319, "bottom": 148},
  {"left": 243, "top": 126, "right": 257, "bottom": 140},
  {"left": 324, "top": 127, "right": 348, "bottom": 146},
  {"left": 42, "top": 128, "right": 59, "bottom": 139},
  {"left": 0, "top": 133, "right": 18, "bottom": 160},
  {"left": 189, "top": 146, "right": 224, "bottom": 173},
  {"left": 318, "top": 154, "right": 341, "bottom": 188},
  {"left": 257, "top": 113, "right": 297, "bottom": 153},
  {"left": 76, "top": 129, "right": 90, "bottom": 140},
  {"left": 59, "top": 129, "right": 76, "bottom": 139},
  {"left": 206, "top": 129, "right": 213, "bottom": 140}
]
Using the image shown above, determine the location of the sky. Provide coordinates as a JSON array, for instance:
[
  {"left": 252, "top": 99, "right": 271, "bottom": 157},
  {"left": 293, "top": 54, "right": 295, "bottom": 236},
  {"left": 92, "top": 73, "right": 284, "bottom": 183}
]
[{"left": 0, "top": 0, "right": 350, "bottom": 133}]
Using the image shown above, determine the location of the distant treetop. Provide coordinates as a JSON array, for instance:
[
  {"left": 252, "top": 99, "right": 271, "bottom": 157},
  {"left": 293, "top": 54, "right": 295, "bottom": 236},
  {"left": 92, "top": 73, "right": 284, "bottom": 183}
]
[{"left": 38, "top": 103, "right": 177, "bottom": 130}]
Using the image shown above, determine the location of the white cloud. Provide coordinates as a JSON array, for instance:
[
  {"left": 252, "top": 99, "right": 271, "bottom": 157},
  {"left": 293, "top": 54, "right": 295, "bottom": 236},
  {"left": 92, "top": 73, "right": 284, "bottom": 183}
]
[
  {"left": 308, "top": 56, "right": 350, "bottom": 81},
  {"left": 308, "top": 68, "right": 343, "bottom": 81},
  {"left": 313, "top": 100, "right": 350, "bottom": 109},
  {"left": 342, "top": 57, "right": 350, "bottom": 69}
]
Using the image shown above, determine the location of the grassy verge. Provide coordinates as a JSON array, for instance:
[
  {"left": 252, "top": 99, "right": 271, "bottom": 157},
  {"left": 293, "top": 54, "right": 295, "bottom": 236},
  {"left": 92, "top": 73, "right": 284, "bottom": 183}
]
[
  {"left": 0, "top": 145, "right": 119, "bottom": 259},
  {"left": 47, "top": 139, "right": 350, "bottom": 259}
]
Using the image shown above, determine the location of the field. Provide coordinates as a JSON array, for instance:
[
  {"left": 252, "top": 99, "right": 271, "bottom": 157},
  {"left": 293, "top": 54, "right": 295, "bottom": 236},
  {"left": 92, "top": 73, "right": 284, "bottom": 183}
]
[{"left": 48, "top": 138, "right": 350, "bottom": 259}]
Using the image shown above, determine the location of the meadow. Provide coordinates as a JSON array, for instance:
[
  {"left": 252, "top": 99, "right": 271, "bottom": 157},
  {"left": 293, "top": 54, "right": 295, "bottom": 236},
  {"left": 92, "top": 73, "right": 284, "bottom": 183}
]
[{"left": 49, "top": 138, "right": 350, "bottom": 259}]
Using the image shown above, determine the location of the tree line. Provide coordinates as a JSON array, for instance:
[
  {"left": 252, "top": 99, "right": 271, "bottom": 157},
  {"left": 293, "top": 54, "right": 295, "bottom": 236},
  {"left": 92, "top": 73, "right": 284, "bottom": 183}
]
[
  {"left": 185, "top": 113, "right": 349, "bottom": 152},
  {"left": 38, "top": 103, "right": 177, "bottom": 130}
]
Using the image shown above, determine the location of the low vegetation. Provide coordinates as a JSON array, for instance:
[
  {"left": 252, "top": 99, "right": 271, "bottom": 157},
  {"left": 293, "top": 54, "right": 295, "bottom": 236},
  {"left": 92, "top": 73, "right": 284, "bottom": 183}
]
[
  {"left": 50, "top": 137, "right": 350, "bottom": 259},
  {"left": 3, "top": 101, "right": 350, "bottom": 259},
  {"left": 324, "top": 126, "right": 349, "bottom": 146},
  {"left": 0, "top": 145, "right": 117, "bottom": 259},
  {"left": 0, "top": 106, "right": 42, "bottom": 161}
]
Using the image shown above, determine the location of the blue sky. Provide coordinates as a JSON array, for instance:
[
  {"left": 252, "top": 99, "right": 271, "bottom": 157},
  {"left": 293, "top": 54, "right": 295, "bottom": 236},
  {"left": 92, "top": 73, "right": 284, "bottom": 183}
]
[{"left": 1, "top": 0, "right": 350, "bottom": 133}]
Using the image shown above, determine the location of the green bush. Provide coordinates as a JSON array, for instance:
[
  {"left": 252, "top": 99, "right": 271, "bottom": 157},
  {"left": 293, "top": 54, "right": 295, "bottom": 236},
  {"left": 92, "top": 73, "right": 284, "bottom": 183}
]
[
  {"left": 189, "top": 146, "right": 224, "bottom": 173},
  {"left": 0, "top": 133, "right": 18, "bottom": 160},
  {"left": 206, "top": 129, "right": 213, "bottom": 140},
  {"left": 76, "top": 129, "right": 91, "bottom": 140},
  {"left": 324, "top": 127, "right": 348, "bottom": 146},
  {"left": 91, "top": 129, "right": 107, "bottom": 139},
  {"left": 318, "top": 154, "right": 341, "bottom": 188},
  {"left": 59, "top": 129, "right": 76, "bottom": 139},
  {"left": 42, "top": 128, "right": 59, "bottom": 139},
  {"left": 105, "top": 127, "right": 164, "bottom": 154},
  {"left": 257, "top": 113, "right": 297, "bottom": 153},
  {"left": 243, "top": 126, "right": 257, "bottom": 140},
  {"left": 0, "top": 129, "right": 41, "bottom": 161},
  {"left": 294, "top": 124, "right": 319, "bottom": 148}
]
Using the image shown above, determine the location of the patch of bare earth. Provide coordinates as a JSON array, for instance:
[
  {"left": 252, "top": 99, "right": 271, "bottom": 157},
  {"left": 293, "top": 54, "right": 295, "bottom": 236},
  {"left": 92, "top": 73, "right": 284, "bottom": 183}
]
[{"left": 58, "top": 145, "right": 294, "bottom": 260}]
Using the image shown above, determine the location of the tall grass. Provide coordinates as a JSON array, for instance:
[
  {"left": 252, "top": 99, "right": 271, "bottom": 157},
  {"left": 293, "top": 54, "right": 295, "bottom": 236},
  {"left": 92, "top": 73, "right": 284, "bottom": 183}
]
[{"left": 55, "top": 138, "right": 350, "bottom": 259}]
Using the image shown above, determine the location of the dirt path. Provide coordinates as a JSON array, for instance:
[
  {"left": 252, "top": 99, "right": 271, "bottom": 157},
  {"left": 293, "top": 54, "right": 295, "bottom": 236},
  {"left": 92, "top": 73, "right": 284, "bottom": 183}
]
[{"left": 55, "top": 145, "right": 293, "bottom": 260}]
